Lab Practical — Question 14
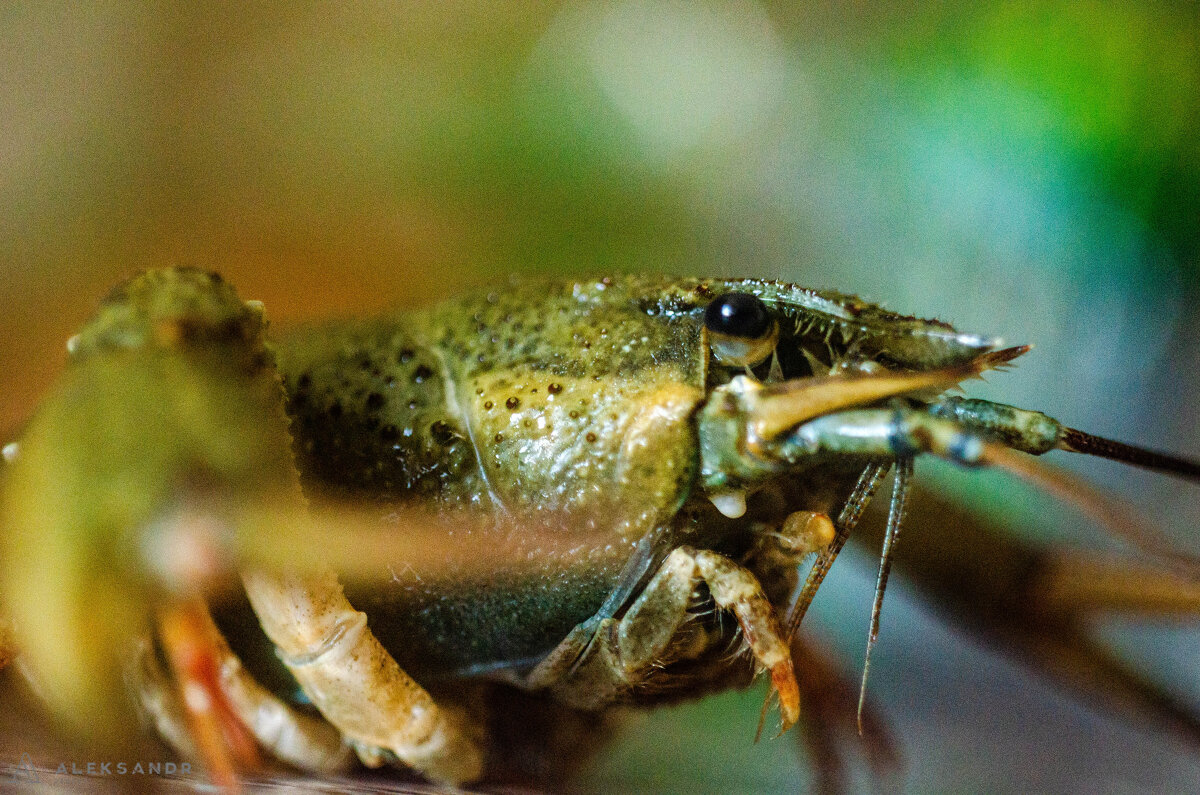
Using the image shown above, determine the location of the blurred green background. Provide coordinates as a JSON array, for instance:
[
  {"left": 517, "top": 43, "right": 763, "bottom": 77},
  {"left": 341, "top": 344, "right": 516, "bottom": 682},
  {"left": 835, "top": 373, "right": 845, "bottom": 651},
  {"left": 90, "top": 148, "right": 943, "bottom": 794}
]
[{"left": 2, "top": 2, "right": 1199, "bottom": 792}]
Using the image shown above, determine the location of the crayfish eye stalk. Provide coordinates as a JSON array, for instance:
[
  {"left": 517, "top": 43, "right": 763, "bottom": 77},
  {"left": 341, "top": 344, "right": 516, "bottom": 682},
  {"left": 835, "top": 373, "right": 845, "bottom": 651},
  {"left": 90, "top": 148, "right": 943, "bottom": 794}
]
[{"left": 704, "top": 292, "right": 779, "bottom": 368}]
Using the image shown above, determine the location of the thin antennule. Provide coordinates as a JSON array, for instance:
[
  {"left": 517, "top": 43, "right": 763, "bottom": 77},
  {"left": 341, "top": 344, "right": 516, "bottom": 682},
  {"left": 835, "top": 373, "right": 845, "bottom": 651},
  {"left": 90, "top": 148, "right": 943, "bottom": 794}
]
[
  {"left": 857, "top": 457, "right": 912, "bottom": 736},
  {"left": 787, "top": 462, "right": 889, "bottom": 638},
  {"left": 1059, "top": 428, "right": 1200, "bottom": 482}
]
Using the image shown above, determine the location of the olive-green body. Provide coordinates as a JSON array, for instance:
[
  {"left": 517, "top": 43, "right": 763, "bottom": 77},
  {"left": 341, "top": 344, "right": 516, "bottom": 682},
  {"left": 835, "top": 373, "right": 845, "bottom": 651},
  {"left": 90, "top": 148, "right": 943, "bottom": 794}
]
[
  {"left": 0, "top": 268, "right": 1005, "bottom": 719},
  {"left": 0, "top": 268, "right": 1001, "bottom": 721},
  {"left": 7, "top": 268, "right": 1200, "bottom": 786},
  {"left": 240, "top": 275, "right": 991, "bottom": 684},
  {"left": 266, "top": 277, "right": 703, "bottom": 680}
]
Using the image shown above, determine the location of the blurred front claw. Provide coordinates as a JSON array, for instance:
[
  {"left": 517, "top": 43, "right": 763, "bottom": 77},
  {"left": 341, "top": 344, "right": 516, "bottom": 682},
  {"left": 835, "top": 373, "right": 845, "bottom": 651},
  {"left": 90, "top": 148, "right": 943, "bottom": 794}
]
[{"left": 0, "top": 269, "right": 302, "bottom": 760}]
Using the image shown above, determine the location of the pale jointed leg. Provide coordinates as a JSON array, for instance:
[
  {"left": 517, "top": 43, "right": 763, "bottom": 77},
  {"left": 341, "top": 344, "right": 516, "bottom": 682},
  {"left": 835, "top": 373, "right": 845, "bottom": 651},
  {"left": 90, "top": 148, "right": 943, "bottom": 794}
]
[
  {"left": 241, "top": 568, "right": 485, "bottom": 785},
  {"left": 132, "top": 603, "right": 353, "bottom": 774},
  {"left": 525, "top": 546, "right": 800, "bottom": 729}
]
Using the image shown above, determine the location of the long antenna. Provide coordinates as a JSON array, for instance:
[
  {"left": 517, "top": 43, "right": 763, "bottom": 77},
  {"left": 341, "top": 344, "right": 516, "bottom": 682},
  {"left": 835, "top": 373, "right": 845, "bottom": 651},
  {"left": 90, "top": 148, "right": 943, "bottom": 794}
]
[
  {"left": 982, "top": 445, "right": 1200, "bottom": 578},
  {"left": 1059, "top": 428, "right": 1200, "bottom": 481}
]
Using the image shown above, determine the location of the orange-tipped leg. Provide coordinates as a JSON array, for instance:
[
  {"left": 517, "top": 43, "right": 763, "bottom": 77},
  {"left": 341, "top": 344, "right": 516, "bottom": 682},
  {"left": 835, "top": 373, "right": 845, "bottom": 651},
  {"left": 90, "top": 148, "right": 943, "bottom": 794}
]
[{"left": 157, "top": 598, "right": 260, "bottom": 791}]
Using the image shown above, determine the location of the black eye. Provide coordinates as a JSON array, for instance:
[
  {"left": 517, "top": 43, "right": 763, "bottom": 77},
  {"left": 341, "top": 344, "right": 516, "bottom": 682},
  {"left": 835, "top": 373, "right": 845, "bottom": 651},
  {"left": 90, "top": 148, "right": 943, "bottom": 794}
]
[{"left": 704, "top": 292, "right": 771, "bottom": 339}]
